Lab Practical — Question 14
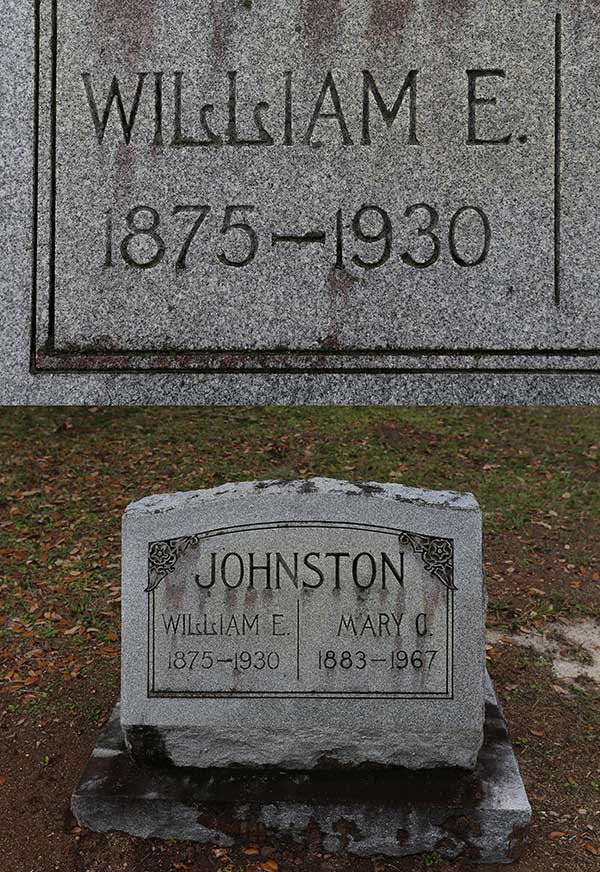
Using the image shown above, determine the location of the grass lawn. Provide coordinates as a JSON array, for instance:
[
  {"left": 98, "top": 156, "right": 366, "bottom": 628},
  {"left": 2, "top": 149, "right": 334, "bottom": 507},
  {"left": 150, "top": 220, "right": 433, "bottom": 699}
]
[{"left": 0, "top": 406, "right": 598, "bottom": 871}]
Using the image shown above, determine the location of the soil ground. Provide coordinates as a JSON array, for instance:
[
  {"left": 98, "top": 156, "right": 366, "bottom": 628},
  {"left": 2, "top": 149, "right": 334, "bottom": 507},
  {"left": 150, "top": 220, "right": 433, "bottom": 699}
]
[{"left": 0, "top": 407, "right": 598, "bottom": 872}]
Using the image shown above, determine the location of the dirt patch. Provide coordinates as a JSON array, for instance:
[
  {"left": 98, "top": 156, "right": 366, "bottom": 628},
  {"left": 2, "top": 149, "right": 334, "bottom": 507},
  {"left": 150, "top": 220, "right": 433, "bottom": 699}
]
[{"left": 488, "top": 621, "right": 600, "bottom": 687}]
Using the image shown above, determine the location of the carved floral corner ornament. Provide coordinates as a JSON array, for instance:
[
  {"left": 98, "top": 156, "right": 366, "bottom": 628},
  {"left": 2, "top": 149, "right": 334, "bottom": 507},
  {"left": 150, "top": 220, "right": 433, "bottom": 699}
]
[
  {"left": 146, "top": 535, "right": 200, "bottom": 592},
  {"left": 398, "top": 532, "right": 456, "bottom": 591}
]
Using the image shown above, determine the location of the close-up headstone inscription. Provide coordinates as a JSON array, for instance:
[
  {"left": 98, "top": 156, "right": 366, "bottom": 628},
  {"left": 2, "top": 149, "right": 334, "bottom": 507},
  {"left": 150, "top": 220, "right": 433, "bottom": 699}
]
[
  {"left": 72, "top": 479, "right": 531, "bottom": 862},
  {"left": 1, "top": 0, "right": 599, "bottom": 402}
]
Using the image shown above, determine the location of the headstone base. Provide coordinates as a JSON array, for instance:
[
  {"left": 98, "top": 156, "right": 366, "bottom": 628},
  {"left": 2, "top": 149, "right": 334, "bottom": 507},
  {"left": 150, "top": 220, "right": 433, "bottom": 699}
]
[{"left": 72, "top": 677, "right": 530, "bottom": 864}]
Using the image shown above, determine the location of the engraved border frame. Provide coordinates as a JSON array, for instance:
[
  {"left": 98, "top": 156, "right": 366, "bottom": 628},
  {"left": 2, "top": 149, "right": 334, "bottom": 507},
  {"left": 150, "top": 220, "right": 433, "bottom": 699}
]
[
  {"left": 145, "top": 521, "right": 455, "bottom": 700},
  {"left": 32, "top": 5, "right": 600, "bottom": 374}
]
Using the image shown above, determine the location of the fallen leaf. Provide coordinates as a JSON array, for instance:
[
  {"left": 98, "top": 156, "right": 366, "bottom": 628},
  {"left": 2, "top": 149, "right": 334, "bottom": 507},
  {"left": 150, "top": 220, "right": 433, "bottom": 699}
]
[
  {"left": 549, "top": 831, "right": 566, "bottom": 839},
  {"left": 530, "top": 729, "right": 545, "bottom": 738},
  {"left": 260, "top": 862, "right": 279, "bottom": 872},
  {"left": 243, "top": 847, "right": 260, "bottom": 856},
  {"left": 583, "top": 844, "right": 598, "bottom": 855},
  {"left": 212, "top": 848, "right": 228, "bottom": 859},
  {"left": 0, "top": 776, "right": 7, "bottom": 786}
]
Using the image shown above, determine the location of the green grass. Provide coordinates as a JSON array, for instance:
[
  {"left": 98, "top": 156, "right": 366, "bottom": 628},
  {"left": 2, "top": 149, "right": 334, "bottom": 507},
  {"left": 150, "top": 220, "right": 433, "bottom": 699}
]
[{"left": 0, "top": 406, "right": 598, "bottom": 643}]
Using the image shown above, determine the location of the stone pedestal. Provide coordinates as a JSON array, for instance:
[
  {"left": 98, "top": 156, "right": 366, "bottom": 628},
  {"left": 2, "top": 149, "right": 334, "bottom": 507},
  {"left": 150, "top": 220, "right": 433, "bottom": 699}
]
[{"left": 72, "top": 676, "right": 530, "bottom": 864}]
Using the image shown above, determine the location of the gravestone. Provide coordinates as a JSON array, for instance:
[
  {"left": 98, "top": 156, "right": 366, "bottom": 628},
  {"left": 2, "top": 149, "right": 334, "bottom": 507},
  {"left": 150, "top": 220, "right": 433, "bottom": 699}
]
[
  {"left": 72, "top": 479, "right": 531, "bottom": 862},
  {"left": 1, "top": 0, "right": 599, "bottom": 403},
  {"left": 121, "top": 478, "right": 484, "bottom": 770}
]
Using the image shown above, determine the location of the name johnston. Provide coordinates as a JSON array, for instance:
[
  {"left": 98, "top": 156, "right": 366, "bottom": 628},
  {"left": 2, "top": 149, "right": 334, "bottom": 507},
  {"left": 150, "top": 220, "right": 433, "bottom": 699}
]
[{"left": 193, "top": 549, "right": 405, "bottom": 589}]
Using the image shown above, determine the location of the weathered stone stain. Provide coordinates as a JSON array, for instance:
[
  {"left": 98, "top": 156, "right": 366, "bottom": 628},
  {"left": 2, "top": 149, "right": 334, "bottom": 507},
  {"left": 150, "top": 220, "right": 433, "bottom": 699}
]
[
  {"left": 125, "top": 724, "right": 172, "bottom": 767},
  {"left": 94, "top": 0, "right": 155, "bottom": 61},
  {"left": 334, "top": 817, "right": 363, "bottom": 851},
  {"left": 327, "top": 267, "right": 357, "bottom": 294},
  {"left": 368, "top": 0, "right": 408, "bottom": 44},
  {"left": 302, "top": 0, "right": 342, "bottom": 56},
  {"left": 209, "top": 0, "right": 238, "bottom": 63}
]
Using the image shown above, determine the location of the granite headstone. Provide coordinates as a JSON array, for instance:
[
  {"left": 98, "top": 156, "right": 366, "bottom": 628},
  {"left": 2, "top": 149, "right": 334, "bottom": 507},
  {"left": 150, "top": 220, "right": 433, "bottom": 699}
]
[
  {"left": 120, "top": 478, "right": 485, "bottom": 770},
  {"left": 72, "top": 477, "right": 531, "bottom": 862}
]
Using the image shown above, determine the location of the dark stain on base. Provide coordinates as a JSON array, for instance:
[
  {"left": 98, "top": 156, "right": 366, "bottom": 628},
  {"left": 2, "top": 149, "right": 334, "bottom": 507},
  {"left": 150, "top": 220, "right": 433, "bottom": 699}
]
[
  {"left": 334, "top": 817, "right": 363, "bottom": 851},
  {"left": 198, "top": 808, "right": 268, "bottom": 842},
  {"left": 73, "top": 695, "right": 530, "bottom": 862},
  {"left": 442, "top": 814, "right": 482, "bottom": 837},
  {"left": 125, "top": 725, "right": 173, "bottom": 767}
]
